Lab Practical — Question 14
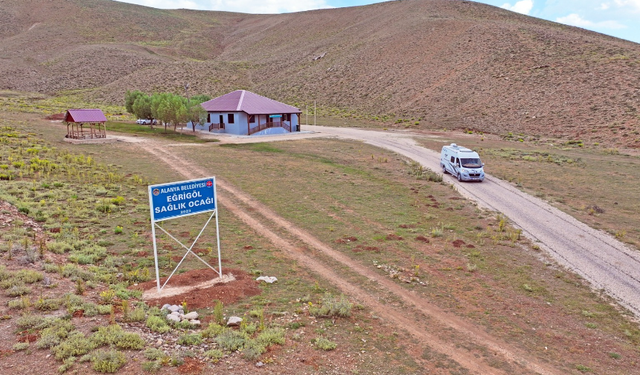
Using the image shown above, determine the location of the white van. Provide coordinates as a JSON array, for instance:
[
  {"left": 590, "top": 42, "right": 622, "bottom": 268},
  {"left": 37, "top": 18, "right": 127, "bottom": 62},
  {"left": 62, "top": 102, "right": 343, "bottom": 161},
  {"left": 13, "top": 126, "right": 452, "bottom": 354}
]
[{"left": 440, "top": 143, "right": 485, "bottom": 182}]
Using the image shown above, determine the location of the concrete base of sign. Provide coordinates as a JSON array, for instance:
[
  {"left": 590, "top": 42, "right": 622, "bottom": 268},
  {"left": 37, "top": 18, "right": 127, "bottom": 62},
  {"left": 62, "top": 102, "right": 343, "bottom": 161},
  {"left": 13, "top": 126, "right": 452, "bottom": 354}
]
[{"left": 142, "top": 273, "right": 236, "bottom": 300}]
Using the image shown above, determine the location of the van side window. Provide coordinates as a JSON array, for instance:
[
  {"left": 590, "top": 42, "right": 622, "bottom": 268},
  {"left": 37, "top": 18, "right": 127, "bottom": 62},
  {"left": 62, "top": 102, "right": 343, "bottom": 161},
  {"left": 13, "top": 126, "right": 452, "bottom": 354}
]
[
  {"left": 450, "top": 156, "right": 455, "bottom": 163},
  {"left": 456, "top": 158, "right": 460, "bottom": 165}
]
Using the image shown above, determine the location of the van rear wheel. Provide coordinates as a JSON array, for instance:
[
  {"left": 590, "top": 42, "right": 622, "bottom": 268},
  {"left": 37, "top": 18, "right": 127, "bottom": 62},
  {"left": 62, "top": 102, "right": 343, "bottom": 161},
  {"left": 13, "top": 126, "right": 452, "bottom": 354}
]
[{"left": 441, "top": 164, "right": 447, "bottom": 174}]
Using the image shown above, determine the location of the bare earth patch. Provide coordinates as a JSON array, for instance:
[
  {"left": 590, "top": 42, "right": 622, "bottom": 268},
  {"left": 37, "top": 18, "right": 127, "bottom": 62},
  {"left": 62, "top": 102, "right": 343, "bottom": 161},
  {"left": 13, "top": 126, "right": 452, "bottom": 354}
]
[{"left": 133, "top": 269, "right": 261, "bottom": 310}]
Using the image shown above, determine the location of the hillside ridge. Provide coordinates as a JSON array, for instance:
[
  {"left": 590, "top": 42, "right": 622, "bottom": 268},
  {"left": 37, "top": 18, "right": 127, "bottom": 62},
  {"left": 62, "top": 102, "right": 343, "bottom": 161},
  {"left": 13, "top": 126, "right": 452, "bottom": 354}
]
[{"left": 1, "top": 0, "right": 639, "bottom": 146}]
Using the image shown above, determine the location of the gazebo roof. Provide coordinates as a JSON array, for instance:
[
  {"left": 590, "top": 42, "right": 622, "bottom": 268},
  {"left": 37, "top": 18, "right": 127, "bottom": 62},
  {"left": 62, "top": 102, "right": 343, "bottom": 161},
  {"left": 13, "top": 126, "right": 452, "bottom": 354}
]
[
  {"left": 64, "top": 109, "right": 107, "bottom": 123},
  {"left": 201, "top": 90, "right": 301, "bottom": 115}
]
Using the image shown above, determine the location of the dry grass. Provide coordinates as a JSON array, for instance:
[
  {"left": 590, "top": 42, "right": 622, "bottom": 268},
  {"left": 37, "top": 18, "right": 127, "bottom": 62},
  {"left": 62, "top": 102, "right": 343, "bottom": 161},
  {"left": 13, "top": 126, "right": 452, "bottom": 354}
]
[
  {"left": 420, "top": 133, "right": 640, "bottom": 248},
  {"left": 1, "top": 105, "right": 640, "bottom": 373}
]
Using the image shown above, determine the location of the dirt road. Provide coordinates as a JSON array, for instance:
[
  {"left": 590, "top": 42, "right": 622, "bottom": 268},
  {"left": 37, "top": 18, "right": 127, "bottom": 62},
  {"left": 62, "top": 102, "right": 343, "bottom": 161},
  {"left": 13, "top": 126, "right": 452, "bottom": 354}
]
[
  {"left": 135, "top": 137, "right": 560, "bottom": 374},
  {"left": 303, "top": 125, "right": 640, "bottom": 320}
]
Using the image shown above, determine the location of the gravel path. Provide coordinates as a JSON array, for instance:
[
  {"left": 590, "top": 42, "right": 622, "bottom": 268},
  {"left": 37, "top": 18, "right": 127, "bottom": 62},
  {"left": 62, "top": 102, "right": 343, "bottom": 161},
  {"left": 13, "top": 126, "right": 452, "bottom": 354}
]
[{"left": 304, "top": 125, "right": 640, "bottom": 319}]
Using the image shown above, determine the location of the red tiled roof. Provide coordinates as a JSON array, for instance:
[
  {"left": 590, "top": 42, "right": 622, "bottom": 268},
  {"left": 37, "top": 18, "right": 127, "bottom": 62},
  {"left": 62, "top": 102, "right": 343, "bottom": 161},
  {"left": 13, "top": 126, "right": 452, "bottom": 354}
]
[
  {"left": 201, "top": 90, "right": 301, "bottom": 115},
  {"left": 64, "top": 109, "right": 107, "bottom": 123}
]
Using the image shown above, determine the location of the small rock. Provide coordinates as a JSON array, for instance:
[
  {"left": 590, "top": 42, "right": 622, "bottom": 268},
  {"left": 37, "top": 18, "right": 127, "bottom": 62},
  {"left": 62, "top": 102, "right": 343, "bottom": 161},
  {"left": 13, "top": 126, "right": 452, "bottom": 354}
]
[
  {"left": 161, "top": 304, "right": 172, "bottom": 311},
  {"left": 166, "top": 314, "right": 180, "bottom": 323},
  {"left": 256, "top": 361, "right": 264, "bottom": 367},
  {"left": 227, "top": 316, "right": 243, "bottom": 326},
  {"left": 191, "top": 320, "right": 201, "bottom": 326},
  {"left": 256, "top": 276, "right": 278, "bottom": 284},
  {"left": 183, "top": 312, "right": 199, "bottom": 320}
]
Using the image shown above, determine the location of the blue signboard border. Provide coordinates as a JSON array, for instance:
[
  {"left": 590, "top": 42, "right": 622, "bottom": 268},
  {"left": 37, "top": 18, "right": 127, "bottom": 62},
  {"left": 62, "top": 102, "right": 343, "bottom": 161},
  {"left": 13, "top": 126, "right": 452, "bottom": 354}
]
[{"left": 148, "top": 177, "right": 217, "bottom": 222}]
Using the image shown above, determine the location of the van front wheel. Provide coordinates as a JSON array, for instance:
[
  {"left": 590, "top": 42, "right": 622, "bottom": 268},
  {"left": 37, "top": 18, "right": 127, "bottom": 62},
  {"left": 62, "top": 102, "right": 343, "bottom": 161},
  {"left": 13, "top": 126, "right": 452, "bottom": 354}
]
[{"left": 457, "top": 173, "right": 463, "bottom": 182}]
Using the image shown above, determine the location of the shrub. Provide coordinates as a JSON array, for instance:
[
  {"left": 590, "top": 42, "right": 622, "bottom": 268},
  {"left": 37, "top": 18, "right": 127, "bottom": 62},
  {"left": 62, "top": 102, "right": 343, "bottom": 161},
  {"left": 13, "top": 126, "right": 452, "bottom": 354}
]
[
  {"left": 81, "top": 302, "right": 112, "bottom": 317},
  {"left": 92, "top": 349, "right": 126, "bottom": 373},
  {"left": 126, "top": 306, "right": 146, "bottom": 322},
  {"left": 69, "top": 244, "right": 107, "bottom": 265},
  {"left": 111, "top": 196, "right": 125, "bottom": 206},
  {"left": 35, "top": 318, "right": 75, "bottom": 348},
  {"left": 99, "top": 289, "right": 115, "bottom": 304},
  {"left": 142, "top": 361, "right": 162, "bottom": 372},
  {"left": 48, "top": 241, "right": 73, "bottom": 254},
  {"left": 6, "top": 284, "right": 31, "bottom": 297},
  {"left": 61, "top": 264, "right": 95, "bottom": 281},
  {"left": 242, "top": 339, "right": 266, "bottom": 360},
  {"left": 63, "top": 293, "right": 85, "bottom": 311},
  {"left": 144, "top": 348, "right": 165, "bottom": 361},
  {"left": 16, "top": 313, "right": 45, "bottom": 329},
  {"left": 12, "top": 342, "right": 29, "bottom": 351},
  {"left": 202, "top": 323, "right": 225, "bottom": 338},
  {"left": 177, "top": 333, "right": 203, "bottom": 346},
  {"left": 204, "top": 349, "right": 224, "bottom": 362},
  {"left": 257, "top": 327, "right": 285, "bottom": 346},
  {"left": 52, "top": 331, "right": 96, "bottom": 360},
  {"left": 58, "top": 357, "right": 76, "bottom": 374},
  {"left": 34, "top": 297, "right": 62, "bottom": 311},
  {"left": 8, "top": 296, "right": 31, "bottom": 309},
  {"left": 313, "top": 337, "right": 337, "bottom": 351},
  {"left": 215, "top": 329, "right": 247, "bottom": 351},
  {"left": 407, "top": 161, "right": 443, "bottom": 182},
  {"left": 146, "top": 315, "right": 170, "bottom": 333},
  {"left": 96, "top": 200, "right": 114, "bottom": 213},
  {"left": 309, "top": 293, "right": 353, "bottom": 318},
  {"left": 43, "top": 263, "right": 60, "bottom": 273},
  {"left": 430, "top": 227, "right": 443, "bottom": 238},
  {"left": 212, "top": 300, "right": 224, "bottom": 324},
  {"left": 15, "top": 269, "right": 44, "bottom": 283},
  {"left": 91, "top": 324, "right": 145, "bottom": 350},
  {"left": 240, "top": 321, "right": 258, "bottom": 335},
  {"left": 124, "top": 268, "right": 151, "bottom": 283},
  {"left": 173, "top": 320, "right": 196, "bottom": 329}
]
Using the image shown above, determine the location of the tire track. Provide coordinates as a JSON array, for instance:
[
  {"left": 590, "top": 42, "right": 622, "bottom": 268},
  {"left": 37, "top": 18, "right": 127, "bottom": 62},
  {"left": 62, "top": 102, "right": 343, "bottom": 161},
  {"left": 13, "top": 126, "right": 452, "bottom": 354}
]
[
  {"left": 137, "top": 139, "right": 560, "bottom": 375},
  {"left": 309, "top": 125, "right": 640, "bottom": 320}
]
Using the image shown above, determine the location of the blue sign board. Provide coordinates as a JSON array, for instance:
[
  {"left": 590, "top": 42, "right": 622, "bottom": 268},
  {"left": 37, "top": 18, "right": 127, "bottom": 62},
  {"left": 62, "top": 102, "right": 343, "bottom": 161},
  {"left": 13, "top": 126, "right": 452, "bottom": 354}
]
[{"left": 148, "top": 177, "right": 216, "bottom": 222}]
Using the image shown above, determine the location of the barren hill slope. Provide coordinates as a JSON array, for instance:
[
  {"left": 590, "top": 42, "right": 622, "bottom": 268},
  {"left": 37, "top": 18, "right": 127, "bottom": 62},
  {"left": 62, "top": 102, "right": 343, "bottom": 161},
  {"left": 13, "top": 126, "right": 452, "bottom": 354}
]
[{"left": 1, "top": 0, "right": 639, "bottom": 146}]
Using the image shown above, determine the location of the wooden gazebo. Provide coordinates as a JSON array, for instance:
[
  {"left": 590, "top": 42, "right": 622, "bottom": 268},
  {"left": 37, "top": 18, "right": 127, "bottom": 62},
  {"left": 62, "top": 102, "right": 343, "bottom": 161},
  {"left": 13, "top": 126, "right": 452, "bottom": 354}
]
[{"left": 63, "top": 109, "right": 108, "bottom": 139}]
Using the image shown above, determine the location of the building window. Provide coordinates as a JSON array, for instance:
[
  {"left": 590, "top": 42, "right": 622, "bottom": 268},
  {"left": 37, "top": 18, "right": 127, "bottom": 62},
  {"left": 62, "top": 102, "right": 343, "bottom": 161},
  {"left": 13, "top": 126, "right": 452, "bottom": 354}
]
[
  {"left": 249, "top": 115, "right": 255, "bottom": 123},
  {"left": 228, "top": 114, "right": 235, "bottom": 124}
]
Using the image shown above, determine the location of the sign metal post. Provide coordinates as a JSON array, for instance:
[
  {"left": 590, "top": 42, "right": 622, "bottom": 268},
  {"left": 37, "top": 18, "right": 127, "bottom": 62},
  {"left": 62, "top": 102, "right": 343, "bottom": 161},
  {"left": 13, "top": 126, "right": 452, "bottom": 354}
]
[{"left": 148, "top": 177, "right": 221, "bottom": 292}]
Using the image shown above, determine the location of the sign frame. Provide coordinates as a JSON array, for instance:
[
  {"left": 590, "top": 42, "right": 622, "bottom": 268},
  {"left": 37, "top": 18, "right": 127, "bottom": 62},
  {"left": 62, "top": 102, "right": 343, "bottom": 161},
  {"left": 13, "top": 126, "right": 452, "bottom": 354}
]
[{"left": 148, "top": 177, "right": 222, "bottom": 292}]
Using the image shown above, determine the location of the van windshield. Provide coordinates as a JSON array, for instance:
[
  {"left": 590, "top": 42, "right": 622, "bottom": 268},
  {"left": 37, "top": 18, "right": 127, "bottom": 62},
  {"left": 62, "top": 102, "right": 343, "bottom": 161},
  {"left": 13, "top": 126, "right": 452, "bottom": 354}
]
[{"left": 461, "top": 158, "right": 482, "bottom": 168}]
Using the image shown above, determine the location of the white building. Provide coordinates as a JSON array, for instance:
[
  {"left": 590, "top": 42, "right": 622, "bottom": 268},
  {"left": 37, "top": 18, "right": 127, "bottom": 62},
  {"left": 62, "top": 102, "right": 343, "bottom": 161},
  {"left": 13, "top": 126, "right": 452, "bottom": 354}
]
[{"left": 195, "top": 90, "right": 302, "bottom": 136}]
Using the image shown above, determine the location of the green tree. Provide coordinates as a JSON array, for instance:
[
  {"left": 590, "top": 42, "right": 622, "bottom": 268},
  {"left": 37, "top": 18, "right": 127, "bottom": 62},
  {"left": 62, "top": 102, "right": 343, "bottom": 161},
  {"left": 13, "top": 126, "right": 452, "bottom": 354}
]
[
  {"left": 132, "top": 95, "right": 153, "bottom": 126},
  {"left": 125, "top": 90, "right": 145, "bottom": 114},
  {"left": 151, "top": 93, "right": 188, "bottom": 132},
  {"left": 186, "top": 95, "right": 210, "bottom": 132}
]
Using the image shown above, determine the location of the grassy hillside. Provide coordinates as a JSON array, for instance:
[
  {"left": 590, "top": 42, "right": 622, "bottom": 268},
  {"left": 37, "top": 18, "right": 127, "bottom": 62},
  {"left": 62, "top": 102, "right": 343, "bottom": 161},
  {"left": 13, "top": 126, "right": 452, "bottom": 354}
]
[{"left": 0, "top": 0, "right": 638, "bottom": 147}]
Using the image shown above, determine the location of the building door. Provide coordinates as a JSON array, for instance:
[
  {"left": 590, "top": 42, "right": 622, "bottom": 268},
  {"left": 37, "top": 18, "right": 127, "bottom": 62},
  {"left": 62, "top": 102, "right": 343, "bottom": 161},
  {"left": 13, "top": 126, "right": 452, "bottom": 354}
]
[{"left": 219, "top": 115, "right": 224, "bottom": 129}]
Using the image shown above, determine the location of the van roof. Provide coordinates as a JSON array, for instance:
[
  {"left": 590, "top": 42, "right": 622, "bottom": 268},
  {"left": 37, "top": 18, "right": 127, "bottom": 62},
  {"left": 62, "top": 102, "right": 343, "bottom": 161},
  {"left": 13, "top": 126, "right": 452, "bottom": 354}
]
[{"left": 444, "top": 143, "right": 474, "bottom": 152}]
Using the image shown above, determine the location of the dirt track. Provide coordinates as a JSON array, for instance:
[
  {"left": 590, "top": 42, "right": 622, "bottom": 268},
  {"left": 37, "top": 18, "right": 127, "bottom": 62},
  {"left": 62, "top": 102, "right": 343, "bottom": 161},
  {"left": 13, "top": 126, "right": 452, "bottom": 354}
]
[
  {"left": 302, "top": 125, "right": 640, "bottom": 320},
  {"left": 132, "top": 135, "right": 562, "bottom": 375}
]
